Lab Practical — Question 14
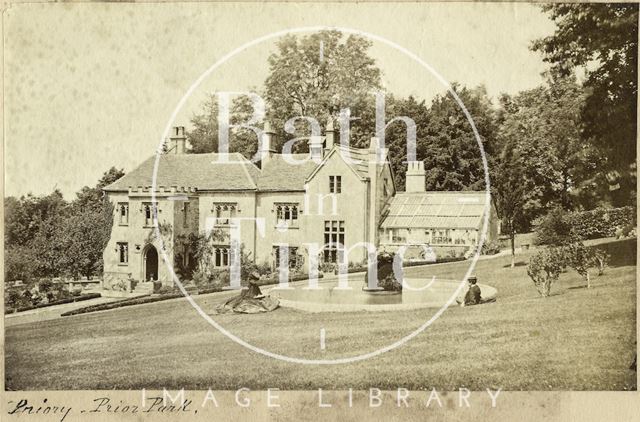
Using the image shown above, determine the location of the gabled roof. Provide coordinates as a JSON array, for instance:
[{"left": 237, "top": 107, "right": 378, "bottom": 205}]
[
  {"left": 305, "top": 145, "right": 371, "bottom": 183},
  {"left": 104, "top": 153, "right": 260, "bottom": 192},
  {"left": 257, "top": 154, "right": 317, "bottom": 191},
  {"left": 380, "top": 191, "right": 489, "bottom": 229}
]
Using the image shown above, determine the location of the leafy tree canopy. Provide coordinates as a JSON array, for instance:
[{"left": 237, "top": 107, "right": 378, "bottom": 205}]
[{"left": 532, "top": 4, "right": 638, "bottom": 198}]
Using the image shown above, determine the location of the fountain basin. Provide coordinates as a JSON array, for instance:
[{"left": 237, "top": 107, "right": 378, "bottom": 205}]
[{"left": 267, "top": 277, "right": 497, "bottom": 312}]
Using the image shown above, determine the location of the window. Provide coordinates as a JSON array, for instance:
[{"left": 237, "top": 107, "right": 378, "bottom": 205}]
[
  {"left": 118, "top": 203, "right": 129, "bottom": 225},
  {"left": 275, "top": 203, "right": 299, "bottom": 226},
  {"left": 391, "top": 228, "right": 406, "bottom": 243},
  {"left": 213, "top": 203, "right": 237, "bottom": 225},
  {"left": 329, "top": 175, "right": 342, "bottom": 193},
  {"left": 454, "top": 230, "right": 469, "bottom": 245},
  {"left": 183, "top": 202, "right": 189, "bottom": 228},
  {"left": 323, "top": 220, "right": 345, "bottom": 263},
  {"left": 273, "top": 246, "right": 299, "bottom": 269},
  {"left": 214, "top": 247, "right": 229, "bottom": 267},
  {"left": 143, "top": 203, "right": 157, "bottom": 226},
  {"left": 433, "top": 229, "right": 452, "bottom": 244},
  {"left": 117, "top": 242, "right": 128, "bottom": 264}
]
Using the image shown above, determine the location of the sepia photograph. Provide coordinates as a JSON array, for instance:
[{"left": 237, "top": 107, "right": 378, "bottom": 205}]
[{"left": 2, "top": 1, "right": 638, "bottom": 420}]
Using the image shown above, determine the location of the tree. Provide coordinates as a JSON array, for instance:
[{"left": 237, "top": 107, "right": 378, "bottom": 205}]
[
  {"left": 533, "top": 4, "right": 638, "bottom": 205},
  {"left": 4, "top": 168, "right": 124, "bottom": 281},
  {"left": 74, "top": 167, "right": 125, "bottom": 212},
  {"left": 563, "top": 242, "right": 594, "bottom": 288},
  {"left": 64, "top": 167, "right": 124, "bottom": 277},
  {"left": 264, "top": 30, "right": 382, "bottom": 148},
  {"left": 57, "top": 207, "right": 115, "bottom": 278},
  {"left": 492, "top": 139, "right": 527, "bottom": 268},
  {"left": 496, "top": 76, "right": 589, "bottom": 224},
  {"left": 592, "top": 248, "right": 610, "bottom": 276},
  {"left": 187, "top": 31, "right": 383, "bottom": 156},
  {"left": 379, "top": 94, "right": 430, "bottom": 190},
  {"left": 186, "top": 94, "right": 263, "bottom": 157},
  {"left": 533, "top": 207, "right": 581, "bottom": 246},
  {"left": 527, "top": 247, "right": 565, "bottom": 297},
  {"left": 421, "top": 85, "right": 498, "bottom": 191}
]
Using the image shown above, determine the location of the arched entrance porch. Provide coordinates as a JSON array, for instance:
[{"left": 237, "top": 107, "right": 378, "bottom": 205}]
[{"left": 143, "top": 245, "right": 159, "bottom": 282}]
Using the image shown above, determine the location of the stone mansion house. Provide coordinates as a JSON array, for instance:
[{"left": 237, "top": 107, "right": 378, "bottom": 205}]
[{"left": 102, "top": 125, "right": 498, "bottom": 289}]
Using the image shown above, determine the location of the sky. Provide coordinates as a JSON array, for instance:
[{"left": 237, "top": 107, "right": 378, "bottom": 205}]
[{"left": 4, "top": 2, "right": 556, "bottom": 198}]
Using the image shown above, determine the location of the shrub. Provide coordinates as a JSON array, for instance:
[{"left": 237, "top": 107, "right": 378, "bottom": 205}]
[
  {"left": 592, "top": 248, "right": 610, "bottom": 276},
  {"left": 255, "top": 261, "right": 272, "bottom": 276},
  {"left": 481, "top": 240, "right": 501, "bottom": 255},
  {"left": 533, "top": 207, "right": 580, "bottom": 246},
  {"left": 621, "top": 223, "right": 636, "bottom": 238},
  {"left": 569, "top": 206, "right": 635, "bottom": 239},
  {"left": 319, "top": 261, "right": 337, "bottom": 273},
  {"left": 563, "top": 243, "right": 594, "bottom": 288},
  {"left": 155, "top": 285, "right": 175, "bottom": 295},
  {"left": 527, "top": 247, "right": 565, "bottom": 297},
  {"left": 111, "top": 279, "right": 128, "bottom": 292}
]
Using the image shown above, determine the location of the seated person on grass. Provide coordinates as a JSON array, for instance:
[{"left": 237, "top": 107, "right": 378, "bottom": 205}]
[{"left": 462, "top": 276, "right": 481, "bottom": 306}]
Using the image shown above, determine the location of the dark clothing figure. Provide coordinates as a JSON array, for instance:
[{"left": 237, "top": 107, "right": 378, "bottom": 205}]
[
  {"left": 215, "top": 279, "right": 279, "bottom": 314},
  {"left": 464, "top": 284, "right": 482, "bottom": 306}
]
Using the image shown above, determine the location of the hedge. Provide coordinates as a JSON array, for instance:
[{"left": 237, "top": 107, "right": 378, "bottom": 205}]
[
  {"left": 5, "top": 293, "right": 102, "bottom": 314},
  {"left": 332, "top": 256, "right": 467, "bottom": 274},
  {"left": 61, "top": 273, "right": 327, "bottom": 317},
  {"left": 569, "top": 206, "right": 636, "bottom": 239},
  {"left": 61, "top": 294, "right": 164, "bottom": 316}
]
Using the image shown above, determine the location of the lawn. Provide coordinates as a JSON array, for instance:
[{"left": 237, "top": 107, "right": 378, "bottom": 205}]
[{"left": 5, "top": 238, "right": 636, "bottom": 391}]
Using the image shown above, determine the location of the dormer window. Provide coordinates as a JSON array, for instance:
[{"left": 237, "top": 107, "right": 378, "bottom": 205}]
[
  {"left": 213, "top": 203, "right": 237, "bottom": 226},
  {"left": 118, "top": 202, "right": 129, "bottom": 225}
]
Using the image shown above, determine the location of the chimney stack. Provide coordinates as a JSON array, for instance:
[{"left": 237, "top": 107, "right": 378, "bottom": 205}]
[
  {"left": 405, "top": 161, "right": 426, "bottom": 192},
  {"left": 325, "top": 119, "right": 335, "bottom": 151},
  {"left": 171, "top": 126, "right": 186, "bottom": 154},
  {"left": 260, "top": 121, "right": 276, "bottom": 167},
  {"left": 309, "top": 135, "right": 324, "bottom": 162}
]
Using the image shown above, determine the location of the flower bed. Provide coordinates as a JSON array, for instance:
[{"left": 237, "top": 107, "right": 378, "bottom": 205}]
[
  {"left": 62, "top": 273, "right": 326, "bottom": 317},
  {"left": 61, "top": 294, "right": 164, "bottom": 317},
  {"left": 5, "top": 292, "right": 102, "bottom": 314}
]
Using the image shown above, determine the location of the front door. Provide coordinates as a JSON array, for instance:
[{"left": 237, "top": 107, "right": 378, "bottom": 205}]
[{"left": 144, "top": 245, "right": 158, "bottom": 281}]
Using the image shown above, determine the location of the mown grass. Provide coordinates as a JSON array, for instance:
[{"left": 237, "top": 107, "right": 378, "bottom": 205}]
[{"left": 5, "top": 238, "right": 636, "bottom": 391}]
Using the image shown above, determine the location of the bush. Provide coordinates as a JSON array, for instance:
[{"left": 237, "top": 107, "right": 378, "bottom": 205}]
[
  {"left": 535, "top": 206, "right": 636, "bottom": 245},
  {"left": 533, "top": 207, "right": 580, "bottom": 246},
  {"left": 319, "top": 262, "right": 337, "bottom": 273},
  {"left": 6, "top": 292, "right": 102, "bottom": 314},
  {"left": 570, "top": 206, "right": 635, "bottom": 240},
  {"left": 527, "top": 247, "right": 565, "bottom": 297},
  {"left": 563, "top": 243, "right": 593, "bottom": 288},
  {"left": 255, "top": 261, "right": 272, "bottom": 276},
  {"left": 481, "top": 240, "right": 501, "bottom": 255}
]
